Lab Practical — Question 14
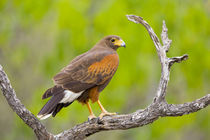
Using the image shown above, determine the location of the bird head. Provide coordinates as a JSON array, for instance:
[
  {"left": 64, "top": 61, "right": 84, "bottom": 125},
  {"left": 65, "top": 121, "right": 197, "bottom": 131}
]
[{"left": 103, "top": 35, "right": 126, "bottom": 50}]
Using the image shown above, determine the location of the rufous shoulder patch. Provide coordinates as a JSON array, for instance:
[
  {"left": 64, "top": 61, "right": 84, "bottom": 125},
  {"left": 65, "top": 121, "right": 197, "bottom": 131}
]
[
  {"left": 88, "top": 54, "right": 119, "bottom": 84},
  {"left": 88, "top": 54, "right": 119, "bottom": 74}
]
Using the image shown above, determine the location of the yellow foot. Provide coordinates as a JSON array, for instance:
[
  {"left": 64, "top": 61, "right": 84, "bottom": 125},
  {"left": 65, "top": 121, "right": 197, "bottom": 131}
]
[
  {"left": 99, "top": 111, "right": 117, "bottom": 119},
  {"left": 88, "top": 114, "right": 97, "bottom": 121}
]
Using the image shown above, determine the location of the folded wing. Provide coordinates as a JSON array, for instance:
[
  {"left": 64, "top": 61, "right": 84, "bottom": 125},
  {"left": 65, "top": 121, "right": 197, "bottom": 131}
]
[{"left": 53, "top": 50, "right": 119, "bottom": 93}]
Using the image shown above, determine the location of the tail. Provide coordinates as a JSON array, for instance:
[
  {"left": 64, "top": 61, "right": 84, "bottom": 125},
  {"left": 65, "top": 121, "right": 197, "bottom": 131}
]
[{"left": 37, "top": 86, "right": 81, "bottom": 120}]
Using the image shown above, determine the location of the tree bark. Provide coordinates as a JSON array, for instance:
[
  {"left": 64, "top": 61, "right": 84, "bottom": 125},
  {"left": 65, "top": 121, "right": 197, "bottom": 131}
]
[{"left": 0, "top": 15, "right": 209, "bottom": 140}]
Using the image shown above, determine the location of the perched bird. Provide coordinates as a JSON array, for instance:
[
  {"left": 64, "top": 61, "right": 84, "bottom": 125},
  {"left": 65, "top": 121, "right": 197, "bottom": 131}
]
[{"left": 37, "top": 35, "right": 125, "bottom": 120}]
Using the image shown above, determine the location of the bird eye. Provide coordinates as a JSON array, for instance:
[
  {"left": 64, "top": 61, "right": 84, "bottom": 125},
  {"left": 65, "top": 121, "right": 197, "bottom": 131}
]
[{"left": 111, "top": 39, "right": 115, "bottom": 42}]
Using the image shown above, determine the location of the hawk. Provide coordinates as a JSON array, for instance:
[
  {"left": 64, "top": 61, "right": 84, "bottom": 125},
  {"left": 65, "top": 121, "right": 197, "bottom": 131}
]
[{"left": 37, "top": 35, "right": 125, "bottom": 120}]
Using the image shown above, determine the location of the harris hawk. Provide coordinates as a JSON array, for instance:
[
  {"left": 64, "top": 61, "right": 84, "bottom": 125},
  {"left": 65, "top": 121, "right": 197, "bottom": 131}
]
[{"left": 37, "top": 35, "right": 125, "bottom": 120}]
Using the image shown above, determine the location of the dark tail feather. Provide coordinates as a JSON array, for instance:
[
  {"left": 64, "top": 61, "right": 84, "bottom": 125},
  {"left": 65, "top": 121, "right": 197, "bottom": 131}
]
[
  {"left": 42, "top": 86, "right": 64, "bottom": 99},
  {"left": 52, "top": 102, "right": 73, "bottom": 117},
  {"left": 37, "top": 93, "right": 65, "bottom": 120},
  {"left": 38, "top": 86, "right": 77, "bottom": 120}
]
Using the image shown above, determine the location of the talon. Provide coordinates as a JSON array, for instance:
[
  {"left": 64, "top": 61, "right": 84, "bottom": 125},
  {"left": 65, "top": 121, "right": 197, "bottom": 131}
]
[
  {"left": 88, "top": 114, "right": 96, "bottom": 121},
  {"left": 99, "top": 111, "right": 117, "bottom": 119}
]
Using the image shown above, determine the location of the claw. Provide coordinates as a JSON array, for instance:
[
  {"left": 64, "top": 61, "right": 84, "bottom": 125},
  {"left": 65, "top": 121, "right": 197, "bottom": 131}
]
[
  {"left": 99, "top": 111, "right": 117, "bottom": 119},
  {"left": 88, "top": 114, "right": 97, "bottom": 121}
]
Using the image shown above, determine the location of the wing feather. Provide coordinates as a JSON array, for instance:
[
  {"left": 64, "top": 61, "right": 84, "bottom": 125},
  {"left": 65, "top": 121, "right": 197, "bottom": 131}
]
[{"left": 53, "top": 50, "right": 119, "bottom": 93}]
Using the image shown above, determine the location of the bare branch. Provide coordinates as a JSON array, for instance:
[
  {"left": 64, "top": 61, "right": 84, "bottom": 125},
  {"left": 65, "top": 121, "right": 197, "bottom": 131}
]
[
  {"left": 162, "top": 94, "right": 210, "bottom": 116},
  {"left": 54, "top": 93, "right": 210, "bottom": 139},
  {"left": 0, "top": 15, "right": 209, "bottom": 140},
  {"left": 126, "top": 15, "right": 162, "bottom": 52},
  {"left": 0, "top": 65, "right": 53, "bottom": 140},
  {"left": 126, "top": 14, "right": 188, "bottom": 102},
  {"left": 161, "top": 20, "right": 172, "bottom": 52},
  {"left": 169, "top": 54, "right": 189, "bottom": 68}
]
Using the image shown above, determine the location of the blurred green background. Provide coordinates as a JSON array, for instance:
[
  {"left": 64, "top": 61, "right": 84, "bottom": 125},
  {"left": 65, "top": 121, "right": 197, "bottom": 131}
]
[{"left": 0, "top": 0, "right": 210, "bottom": 140}]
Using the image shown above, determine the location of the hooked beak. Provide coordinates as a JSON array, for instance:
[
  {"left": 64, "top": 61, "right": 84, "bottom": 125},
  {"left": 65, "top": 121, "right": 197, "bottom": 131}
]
[
  {"left": 121, "top": 40, "right": 126, "bottom": 48},
  {"left": 114, "top": 39, "right": 126, "bottom": 48}
]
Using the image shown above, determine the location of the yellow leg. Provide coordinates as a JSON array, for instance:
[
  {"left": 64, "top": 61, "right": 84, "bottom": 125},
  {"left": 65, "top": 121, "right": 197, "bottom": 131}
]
[
  {"left": 86, "top": 102, "right": 96, "bottom": 120},
  {"left": 97, "top": 100, "right": 116, "bottom": 119}
]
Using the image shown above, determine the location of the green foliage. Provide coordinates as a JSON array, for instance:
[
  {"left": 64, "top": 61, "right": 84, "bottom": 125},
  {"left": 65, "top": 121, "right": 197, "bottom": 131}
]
[{"left": 0, "top": 0, "right": 209, "bottom": 139}]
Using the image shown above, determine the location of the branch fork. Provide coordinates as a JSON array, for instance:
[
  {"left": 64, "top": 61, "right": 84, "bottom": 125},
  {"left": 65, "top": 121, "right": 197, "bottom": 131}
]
[
  {"left": 0, "top": 15, "right": 209, "bottom": 140},
  {"left": 126, "top": 15, "right": 188, "bottom": 102}
]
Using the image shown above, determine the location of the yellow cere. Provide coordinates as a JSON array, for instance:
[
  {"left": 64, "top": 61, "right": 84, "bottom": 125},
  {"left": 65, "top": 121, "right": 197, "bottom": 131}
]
[{"left": 114, "top": 39, "right": 124, "bottom": 46}]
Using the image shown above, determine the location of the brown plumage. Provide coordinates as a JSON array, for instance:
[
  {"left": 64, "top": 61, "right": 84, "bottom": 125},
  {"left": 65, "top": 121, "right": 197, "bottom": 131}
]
[{"left": 37, "top": 35, "right": 126, "bottom": 120}]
